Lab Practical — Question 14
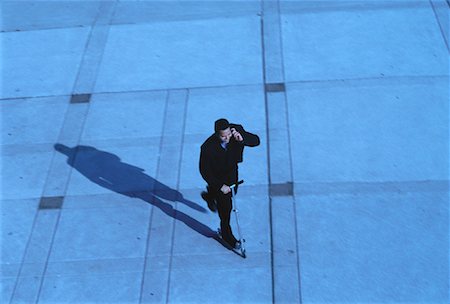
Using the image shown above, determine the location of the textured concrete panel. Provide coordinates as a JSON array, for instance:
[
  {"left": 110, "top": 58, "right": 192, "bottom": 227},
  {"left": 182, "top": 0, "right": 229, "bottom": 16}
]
[
  {"left": 1, "top": 28, "right": 90, "bottom": 98},
  {"left": 288, "top": 78, "right": 449, "bottom": 182},
  {"left": 94, "top": 18, "right": 262, "bottom": 92},
  {"left": 282, "top": 1, "right": 448, "bottom": 81}
]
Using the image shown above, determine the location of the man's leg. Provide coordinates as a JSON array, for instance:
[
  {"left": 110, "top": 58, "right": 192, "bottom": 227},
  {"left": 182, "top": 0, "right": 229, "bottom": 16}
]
[
  {"left": 201, "top": 185, "right": 217, "bottom": 212},
  {"left": 216, "top": 192, "right": 238, "bottom": 247}
]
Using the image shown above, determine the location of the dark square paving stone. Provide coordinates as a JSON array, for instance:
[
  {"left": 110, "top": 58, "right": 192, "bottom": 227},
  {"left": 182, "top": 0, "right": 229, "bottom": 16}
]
[
  {"left": 265, "top": 83, "right": 286, "bottom": 93},
  {"left": 39, "top": 196, "right": 64, "bottom": 209},
  {"left": 70, "top": 94, "right": 91, "bottom": 104},
  {"left": 270, "top": 182, "right": 293, "bottom": 197}
]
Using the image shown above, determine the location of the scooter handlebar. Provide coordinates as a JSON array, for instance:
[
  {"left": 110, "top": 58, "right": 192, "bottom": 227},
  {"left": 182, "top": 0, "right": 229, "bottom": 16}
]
[{"left": 230, "top": 180, "right": 244, "bottom": 189}]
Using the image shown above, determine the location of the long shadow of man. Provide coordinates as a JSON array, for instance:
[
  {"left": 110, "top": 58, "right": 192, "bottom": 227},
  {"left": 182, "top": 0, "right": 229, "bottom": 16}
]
[{"left": 55, "top": 144, "right": 215, "bottom": 238}]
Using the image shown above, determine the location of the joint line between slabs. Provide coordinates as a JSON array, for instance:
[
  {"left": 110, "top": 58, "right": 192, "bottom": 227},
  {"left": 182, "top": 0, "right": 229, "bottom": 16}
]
[
  {"left": 138, "top": 90, "right": 170, "bottom": 303},
  {"left": 165, "top": 89, "right": 189, "bottom": 304},
  {"left": 429, "top": 0, "right": 450, "bottom": 52},
  {"left": 9, "top": 72, "right": 92, "bottom": 300},
  {"left": 259, "top": 4, "right": 276, "bottom": 303},
  {"left": 9, "top": 208, "right": 41, "bottom": 302},
  {"left": 35, "top": 209, "right": 64, "bottom": 302}
]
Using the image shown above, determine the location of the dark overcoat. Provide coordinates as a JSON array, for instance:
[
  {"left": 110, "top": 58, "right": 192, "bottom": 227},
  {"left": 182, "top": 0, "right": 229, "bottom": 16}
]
[{"left": 199, "top": 124, "right": 260, "bottom": 192}]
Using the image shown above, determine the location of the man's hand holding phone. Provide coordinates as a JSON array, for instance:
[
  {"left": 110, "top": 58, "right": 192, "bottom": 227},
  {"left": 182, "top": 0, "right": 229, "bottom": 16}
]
[{"left": 231, "top": 127, "right": 243, "bottom": 142}]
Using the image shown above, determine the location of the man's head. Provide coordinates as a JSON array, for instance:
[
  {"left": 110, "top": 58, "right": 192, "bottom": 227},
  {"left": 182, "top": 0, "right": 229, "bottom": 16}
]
[{"left": 214, "top": 118, "right": 232, "bottom": 144}]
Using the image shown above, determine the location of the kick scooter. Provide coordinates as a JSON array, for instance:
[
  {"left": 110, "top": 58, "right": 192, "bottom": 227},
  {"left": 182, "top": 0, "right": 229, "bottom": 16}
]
[{"left": 218, "top": 180, "right": 246, "bottom": 258}]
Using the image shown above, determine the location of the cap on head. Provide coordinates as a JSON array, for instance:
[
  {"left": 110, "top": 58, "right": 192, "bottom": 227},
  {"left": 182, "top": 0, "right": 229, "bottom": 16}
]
[{"left": 214, "top": 118, "right": 230, "bottom": 133}]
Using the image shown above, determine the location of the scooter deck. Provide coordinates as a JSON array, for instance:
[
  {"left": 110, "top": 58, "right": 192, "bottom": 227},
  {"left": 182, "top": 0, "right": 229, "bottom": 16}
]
[{"left": 216, "top": 229, "right": 246, "bottom": 258}]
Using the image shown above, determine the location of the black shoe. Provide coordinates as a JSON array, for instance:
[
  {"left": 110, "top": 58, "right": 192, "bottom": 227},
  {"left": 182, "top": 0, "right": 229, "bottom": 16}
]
[
  {"left": 201, "top": 191, "right": 217, "bottom": 212},
  {"left": 221, "top": 237, "right": 239, "bottom": 250}
]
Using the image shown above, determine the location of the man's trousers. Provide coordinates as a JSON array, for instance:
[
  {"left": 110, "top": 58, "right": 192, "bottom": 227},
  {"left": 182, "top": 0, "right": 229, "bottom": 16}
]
[{"left": 216, "top": 191, "right": 238, "bottom": 247}]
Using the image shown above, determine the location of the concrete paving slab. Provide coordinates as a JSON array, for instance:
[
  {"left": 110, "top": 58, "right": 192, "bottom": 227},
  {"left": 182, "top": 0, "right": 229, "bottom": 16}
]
[
  {"left": 185, "top": 85, "right": 265, "bottom": 136},
  {"left": 45, "top": 257, "right": 144, "bottom": 279},
  {"left": 430, "top": 0, "right": 450, "bottom": 51},
  {"left": 71, "top": 1, "right": 117, "bottom": 95},
  {"left": 80, "top": 91, "right": 167, "bottom": 141},
  {"left": 295, "top": 189, "right": 449, "bottom": 303},
  {"left": 161, "top": 89, "right": 187, "bottom": 137},
  {"left": 1, "top": 1, "right": 101, "bottom": 32},
  {"left": 238, "top": 143, "right": 268, "bottom": 187},
  {"left": 179, "top": 137, "right": 209, "bottom": 191},
  {"left": 287, "top": 77, "right": 449, "bottom": 183},
  {"left": 1, "top": 261, "right": 20, "bottom": 279},
  {"left": 94, "top": 17, "right": 262, "bottom": 93},
  {"left": 49, "top": 205, "right": 150, "bottom": 261},
  {"left": 1, "top": 276, "right": 16, "bottom": 303},
  {"left": 262, "top": 0, "right": 285, "bottom": 84},
  {"left": 141, "top": 191, "right": 211, "bottom": 259},
  {"left": 38, "top": 272, "right": 142, "bottom": 303},
  {"left": 9, "top": 209, "right": 61, "bottom": 302},
  {"left": 140, "top": 269, "right": 170, "bottom": 303},
  {"left": 41, "top": 150, "right": 76, "bottom": 198},
  {"left": 62, "top": 192, "right": 144, "bottom": 210},
  {"left": 169, "top": 209, "right": 220, "bottom": 256},
  {"left": 267, "top": 91, "right": 292, "bottom": 185},
  {"left": 168, "top": 250, "right": 272, "bottom": 303},
  {"left": 281, "top": 1, "right": 448, "bottom": 81},
  {"left": 1, "top": 96, "right": 70, "bottom": 145},
  {"left": 232, "top": 191, "right": 271, "bottom": 254},
  {"left": 295, "top": 180, "right": 449, "bottom": 198},
  {"left": 15, "top": 210, "right": 59, "bottom": 264},
  {"left": 1, "top": 150, "right": 54, "bottom": 200},
  {"left": 154, "top": 88, "right": 186, "bottom": 193},
  {"left": 271, "top": 196, "right": 301, "bottom": 303},
  {"left": 144, "top": 204, "right": 176, "bottom": 258},
  {"left": 168, "top": 266, "right": 272, "bottom": 303},
  {"left": 1, "top": 28, "right": 90, "bottom": 99},
  {"left": 139, "top": 89, "right": 189, "bottom": 280},
  {"left": 155, "top": 141, "right": 184, "bottom": 185},
  {"left": 63, "top": 143, "right": 160, "bottom": 196},
  {"left": 73, "top": 24, "right": 112, "bottom": 95},
  {"left": 9, "top": 275, "right": 42, "bottom": 303},
  {"left": 141, "top": 255, "right": 170, "bottom": 302},
  {"left": 57, "top": 103, "right": 90, "bottom": 145},
  {"left": 16, "top": 261, "right": 48, "bottom": 278},
  {"left": 112, "top": 1, "right": 260, "bottom": 25},
  {"left": 1, "top": 198, "right": 38, "bottom": 264},
  {"left": 170, "top": 249, "right": 270, "bottom": 269},
  {"left": 144, "top": 255, "right": 171, "bottom": 272}
]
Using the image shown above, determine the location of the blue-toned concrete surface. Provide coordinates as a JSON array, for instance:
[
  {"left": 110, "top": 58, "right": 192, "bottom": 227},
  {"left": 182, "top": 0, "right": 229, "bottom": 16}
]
[{"left": 1, "top": 1, "right": 448, "bottom": 303}]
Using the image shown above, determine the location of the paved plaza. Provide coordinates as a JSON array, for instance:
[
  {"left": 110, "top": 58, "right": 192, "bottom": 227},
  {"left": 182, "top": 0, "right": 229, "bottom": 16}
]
[{"left": 1, "top": 0, "right": 449, "bottom": 303}]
